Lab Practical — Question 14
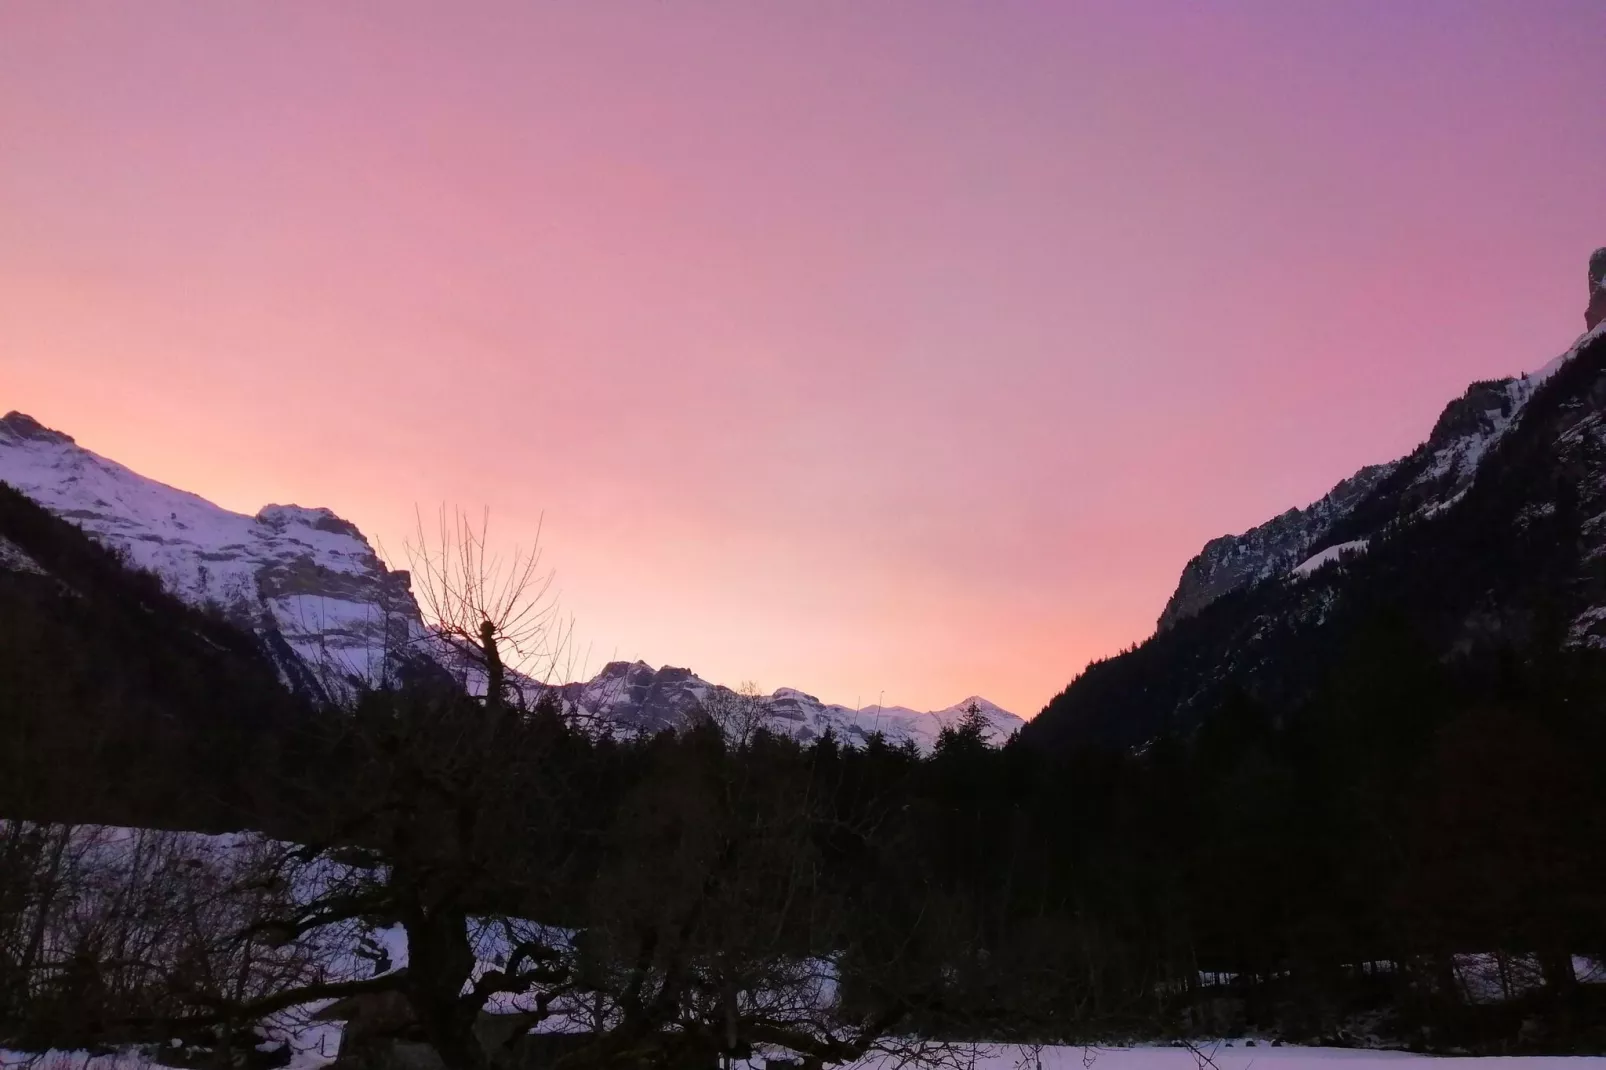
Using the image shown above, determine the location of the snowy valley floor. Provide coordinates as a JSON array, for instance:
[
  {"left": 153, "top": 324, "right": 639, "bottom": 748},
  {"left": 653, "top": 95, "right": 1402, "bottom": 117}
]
[{"left": 7, "top": 1043, "right": 1606, "bottom": 1070}]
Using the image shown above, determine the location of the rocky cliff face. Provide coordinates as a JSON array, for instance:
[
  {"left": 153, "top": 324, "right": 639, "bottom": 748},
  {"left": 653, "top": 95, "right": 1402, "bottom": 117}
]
[
  {"left": 0, "top": 412, "right": 1019, "bottom": 748},
  {"left": 1156, "top": 462, "right": 1394, "bottom": 630}
]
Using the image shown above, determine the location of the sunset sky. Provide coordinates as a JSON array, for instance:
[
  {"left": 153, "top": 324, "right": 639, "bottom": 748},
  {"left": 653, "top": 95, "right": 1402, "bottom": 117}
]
[{"left": 3, "top": 2, "right": 1605, "bottom": 715}]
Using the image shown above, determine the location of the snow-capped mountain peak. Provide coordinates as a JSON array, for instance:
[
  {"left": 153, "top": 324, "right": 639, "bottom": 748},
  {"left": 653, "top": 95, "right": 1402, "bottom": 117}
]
[
  {"left": 0, "top": 412, "right": 1021, "bottom": 749},
  {"left": 0, "top": 410, "right": 425, "bottom": 694},
  {"left": 545, "top": 659, "right": 1022, "bottom": 749}
]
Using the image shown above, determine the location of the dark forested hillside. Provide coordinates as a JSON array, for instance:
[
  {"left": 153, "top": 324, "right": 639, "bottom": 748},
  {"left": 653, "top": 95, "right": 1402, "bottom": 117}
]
[
  {"left": 971, "top": 316, "right": 1606, "bottom": 1051},
  {"left": 0, "top": 481, "right": 317, "bottom": 830}
]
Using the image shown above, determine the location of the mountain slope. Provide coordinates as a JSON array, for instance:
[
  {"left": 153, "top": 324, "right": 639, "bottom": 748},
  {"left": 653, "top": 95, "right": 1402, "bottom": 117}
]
[
  {"left": 0, "top": 481, "right": 314, "bottom": 827},
  {"left": 1028, "top": 260, "right": 1606, "bottom": 752},
  {"left": 0, "top": 412, "right": 427, "bottom": 697}
]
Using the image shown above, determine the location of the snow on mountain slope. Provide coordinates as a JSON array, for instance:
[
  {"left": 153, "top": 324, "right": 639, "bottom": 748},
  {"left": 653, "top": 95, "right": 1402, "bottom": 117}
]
[
  {"left": 0, "top": 533, "right": 45, "bottom": 575},
  {"left": 1158, "top": 319, "right": 1605, "bottom": 629},
  {"left": 0, "top": 411, "right": 425, "bottom": 694},
  {"left": 1290, "top": 539, "right": 1368, "bottom": 578},
  {"left": 0, "top": 411, "right": 1019, "bottom": 748},
  {"left": 767, "top": 688, "right": 1022, "bottom": 749},
  {"left": 836, "top": 694, "right": 1021, "bottom": 748}
]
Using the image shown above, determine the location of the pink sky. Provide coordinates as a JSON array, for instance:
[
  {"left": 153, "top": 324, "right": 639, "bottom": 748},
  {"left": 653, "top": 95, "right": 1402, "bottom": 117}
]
[{"left": 2, "top": 2, "right": 1604, "bottom": 715}]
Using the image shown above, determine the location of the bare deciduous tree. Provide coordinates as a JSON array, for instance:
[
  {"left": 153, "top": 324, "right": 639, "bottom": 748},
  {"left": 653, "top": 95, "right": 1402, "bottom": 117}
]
[
  {"left": 403, "top": 506, "right": 574, "bottom": 712},
  {"left": 0, "top": 822, "right": 341, "bottom": 1064},
  {"left": 697, "top": 684, "right": 774, "bottom": 749}
]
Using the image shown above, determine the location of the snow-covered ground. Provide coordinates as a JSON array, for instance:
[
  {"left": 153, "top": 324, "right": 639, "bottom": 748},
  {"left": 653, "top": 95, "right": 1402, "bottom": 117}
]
[
  {"left": 7, "top": 1041, "right": 1606, "bottom": 1070},
  {"left": 3, "top": 819, "right": 1601, "bottom": 1070},
  {"left": 967, "top": 1048, "right": 1606, "bottom": 1070}
]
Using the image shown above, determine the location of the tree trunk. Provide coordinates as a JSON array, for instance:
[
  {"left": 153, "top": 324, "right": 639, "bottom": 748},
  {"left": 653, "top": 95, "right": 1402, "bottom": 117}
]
[
  {"left": 1540, "top": 949, "right": 1577, "bottom": 998},
  {"left": 406, "top": 906, "right": 486, "bottom": 1070},
  {"left": 479, "top": 620, "right": 504, "bottom": 716}
]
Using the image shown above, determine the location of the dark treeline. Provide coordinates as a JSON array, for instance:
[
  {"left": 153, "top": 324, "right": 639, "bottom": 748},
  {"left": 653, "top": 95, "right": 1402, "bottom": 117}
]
[
  {"left": 10, "top": 669, "right": 1606, "bottom": 1059},
  {"left": 4, "top": 482, "right": 1606, "bottom": 1064}
]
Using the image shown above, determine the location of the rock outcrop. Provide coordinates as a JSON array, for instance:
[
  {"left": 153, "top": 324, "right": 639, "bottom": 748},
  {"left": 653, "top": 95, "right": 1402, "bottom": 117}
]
[
  {"left": 1156, "top": 462, "right": 1393, "bottom": 630},
  {"left": 1588, "top": 246, "right": 1606, "bottom": 331}
]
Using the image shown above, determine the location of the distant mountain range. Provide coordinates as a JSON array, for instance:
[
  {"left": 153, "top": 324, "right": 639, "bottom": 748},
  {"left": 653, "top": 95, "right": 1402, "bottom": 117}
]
[
  {"left": 0, "top": 412, "right": 1020, "bottom": 749},
  {"left": 1025, "top": 248, "right": 1606, "bottom": 750},
  {"left": 547, "top": 658, "right": 1019, "bottom": 749}
]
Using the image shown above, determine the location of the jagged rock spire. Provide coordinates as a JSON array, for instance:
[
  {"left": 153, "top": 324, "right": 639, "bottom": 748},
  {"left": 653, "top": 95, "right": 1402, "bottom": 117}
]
[
  {"left": 1588, "top": 247, "right": 1606, "bottom": 331},
  {"left": 0, "top": 412, "right": 75, "bottom": 446}
]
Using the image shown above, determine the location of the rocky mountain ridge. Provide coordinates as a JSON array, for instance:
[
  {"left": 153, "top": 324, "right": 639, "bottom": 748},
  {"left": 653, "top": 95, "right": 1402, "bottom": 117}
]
[
  {"left": 1158, "top": 273, "right": 1600, "bottom": 632},
  {"left": 549, "top": 659, "right": 1020, "bottom": 748},
  {"left": 1029, "top": 250, "right": 1606, "bottom": 751},
  {"left": 1588, "top": 246, "right": 1606, "bottom": 332},
  {"left": 0, "top": 412, "right": 1020, "bottom": 748}
]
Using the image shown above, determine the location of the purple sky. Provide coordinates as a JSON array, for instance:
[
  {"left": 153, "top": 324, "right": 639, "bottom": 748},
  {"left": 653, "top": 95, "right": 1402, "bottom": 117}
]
[{"left": 3, "top": 2, "right": 1604, "bottom": 713}]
